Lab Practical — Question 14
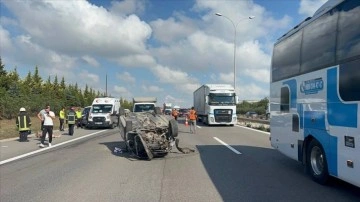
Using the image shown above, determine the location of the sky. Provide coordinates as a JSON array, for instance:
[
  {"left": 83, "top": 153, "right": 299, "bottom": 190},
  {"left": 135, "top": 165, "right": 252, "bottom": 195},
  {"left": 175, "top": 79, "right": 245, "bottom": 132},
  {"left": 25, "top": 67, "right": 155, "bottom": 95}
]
[{"left": 0, "top": 0, "right": 327, "bottom": 108}]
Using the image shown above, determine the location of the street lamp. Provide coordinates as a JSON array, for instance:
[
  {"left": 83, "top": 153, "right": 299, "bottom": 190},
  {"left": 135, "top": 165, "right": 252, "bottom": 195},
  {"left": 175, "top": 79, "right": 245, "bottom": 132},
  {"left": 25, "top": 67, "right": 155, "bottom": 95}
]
[{"left": 215, "top": 13, "right": 255, "bottom": 92}]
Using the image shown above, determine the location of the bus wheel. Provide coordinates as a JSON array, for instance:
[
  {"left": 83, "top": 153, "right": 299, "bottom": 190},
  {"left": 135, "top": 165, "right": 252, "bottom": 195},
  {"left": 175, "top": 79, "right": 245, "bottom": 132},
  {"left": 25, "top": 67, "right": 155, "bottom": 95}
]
[{"left": 306, "top": 139, "right": 329, "bottom": 185}]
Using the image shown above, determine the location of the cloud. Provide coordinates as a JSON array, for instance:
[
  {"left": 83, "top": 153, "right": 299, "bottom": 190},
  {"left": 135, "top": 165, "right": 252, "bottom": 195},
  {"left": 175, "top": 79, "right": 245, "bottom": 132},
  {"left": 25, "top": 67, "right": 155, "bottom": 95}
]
[
  {"left": 1, "top": 0, "right": 302, "bottom": 108},
  {"left": 2, "top": 0, "right": 152, "bottom": 57},
  {"left": 114, "top": 85, "right": 132, "bottom": 99},
  {"left": 110, "top": 0, "right": 146, "bottom": 16},
  {"left": 116, "top": 72, "right": 136, "bottom": 84},
  {"left": 150, "top": 64, "right": 198, "bottom": 84},
  {"left": 0, "top": 26, "right": 13, "bottom": 52},
  {"left": 81, "top": 55, "right": 99, "bottom": 67},
  {"left": 238, "top": 83, "right": 269, "bottom": 101},
  {"left": 113, "top": 53, "right": 156, "bottom": 68},
  {"left": 141, "top": 85, "right": 163, "bottom": 92},
  {"left": 299, "top": 0, "right": 328, "bottom": 17},
  {"left": 150, "top": 15, "right": 197, "bottom": 44},
  {"left": 79, "top": 70, "right": 100, "bottom": 83}
]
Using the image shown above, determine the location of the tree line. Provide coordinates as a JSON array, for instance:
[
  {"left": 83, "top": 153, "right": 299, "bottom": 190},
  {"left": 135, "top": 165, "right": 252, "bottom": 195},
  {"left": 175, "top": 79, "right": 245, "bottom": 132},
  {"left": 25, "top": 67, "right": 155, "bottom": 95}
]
[
  {"left": 0, "top": 58, "right": 132, "bottom": 119},
  {"left": 237, "top": 98, "right": 269, "bottom": 115},
  {"left": 0, "top": 57, "right": 268, "bottom": 119}
]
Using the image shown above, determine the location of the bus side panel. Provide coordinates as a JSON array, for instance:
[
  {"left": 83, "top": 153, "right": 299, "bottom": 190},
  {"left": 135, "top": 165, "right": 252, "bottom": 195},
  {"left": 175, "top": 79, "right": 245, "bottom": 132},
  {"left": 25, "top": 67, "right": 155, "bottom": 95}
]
[
  {"left": 327, "top": 66, "right": 360, "bottom": 187},
  {"left": 270, "top": 81, "right": 301, "bottom": 161}
]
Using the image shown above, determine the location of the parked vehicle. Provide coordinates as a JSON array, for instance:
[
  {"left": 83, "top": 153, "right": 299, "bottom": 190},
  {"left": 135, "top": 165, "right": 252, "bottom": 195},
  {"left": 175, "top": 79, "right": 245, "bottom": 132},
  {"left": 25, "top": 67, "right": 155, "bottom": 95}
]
[
  {"left": 194, "top": 84, "right": 238, "bottom": 126},
  {"left": 246, "top": 111, "right": 258, "bottom": 119},
  {"left": 132, "top": 97, "right": 157, "bottom": 112},
  {"left": 81, "top": 106, "right": 91, "bottom": 128},
  {"left": 163, "top": 103, "right": 172, "bottom": 115},
  {"left": 178, "top": 108, "right": 189, "bottom": 117},
  {"left": 87, "top": 97, "right": 120, "bottom": 129},
  {"left": 266, "top": 103, "right": 271, "bottom": 120},
  {"left": 270, "top": 0, "right": 360, "bottom": 187}
]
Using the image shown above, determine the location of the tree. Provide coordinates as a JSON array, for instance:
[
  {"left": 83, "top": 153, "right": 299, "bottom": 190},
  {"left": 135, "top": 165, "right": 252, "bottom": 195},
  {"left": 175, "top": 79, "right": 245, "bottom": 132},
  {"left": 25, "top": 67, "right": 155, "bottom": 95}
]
[
  {"left": 0, "top": 57, "right": 8, "bottom": 90},
  {"left": 60, "top": 76, "right": 66, "bottom": 90}
]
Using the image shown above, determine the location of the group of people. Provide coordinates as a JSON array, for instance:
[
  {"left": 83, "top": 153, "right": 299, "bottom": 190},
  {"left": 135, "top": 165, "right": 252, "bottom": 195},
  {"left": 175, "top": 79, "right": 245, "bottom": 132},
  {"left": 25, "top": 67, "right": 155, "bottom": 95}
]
[
  {"left": 170, "top": 107, "right": 197, "bottom": 134},
  {"left": 15, "top": 104, "right": 83, "bottom": 147}
]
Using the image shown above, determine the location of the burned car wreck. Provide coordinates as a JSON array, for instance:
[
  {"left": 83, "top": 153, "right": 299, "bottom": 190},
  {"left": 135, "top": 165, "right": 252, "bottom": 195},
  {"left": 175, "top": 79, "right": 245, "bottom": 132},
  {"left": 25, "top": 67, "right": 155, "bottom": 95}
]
[{"left": 118, "top": 107, "right": 193, "bottom": 160}]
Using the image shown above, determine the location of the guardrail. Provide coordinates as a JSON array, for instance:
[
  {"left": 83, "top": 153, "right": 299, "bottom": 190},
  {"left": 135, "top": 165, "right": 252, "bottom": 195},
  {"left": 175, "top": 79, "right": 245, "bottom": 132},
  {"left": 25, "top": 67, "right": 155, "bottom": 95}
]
[{"left": 238, "top": 117, "right": 269, "bottom": 125}]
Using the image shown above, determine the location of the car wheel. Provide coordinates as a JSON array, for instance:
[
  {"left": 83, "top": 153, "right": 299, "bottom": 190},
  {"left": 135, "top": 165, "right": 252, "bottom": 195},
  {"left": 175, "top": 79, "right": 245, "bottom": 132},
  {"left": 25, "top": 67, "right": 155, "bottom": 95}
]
[
  {"left": 169, "top": 119, "right": 178, "bottom": 137},
  {"left": 306, "top": 139, "right": 329, "bottom": 184}
]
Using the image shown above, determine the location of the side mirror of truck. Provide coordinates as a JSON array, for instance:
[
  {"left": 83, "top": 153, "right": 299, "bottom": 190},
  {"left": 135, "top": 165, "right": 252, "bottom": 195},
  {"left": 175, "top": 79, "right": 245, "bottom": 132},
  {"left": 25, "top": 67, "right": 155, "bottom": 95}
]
[
  {"left": 235, "top": 96, "right": 239, "bottom": 104},
  {"left": 205, "top": 96, "right": 209, "bottom": 104}
]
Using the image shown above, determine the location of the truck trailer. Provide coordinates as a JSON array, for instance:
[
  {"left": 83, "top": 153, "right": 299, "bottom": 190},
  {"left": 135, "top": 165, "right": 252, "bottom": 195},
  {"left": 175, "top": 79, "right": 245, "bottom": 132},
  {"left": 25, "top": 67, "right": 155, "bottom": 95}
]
[{"left": 193, "top": 84, "right": 238, "bottom": 126}]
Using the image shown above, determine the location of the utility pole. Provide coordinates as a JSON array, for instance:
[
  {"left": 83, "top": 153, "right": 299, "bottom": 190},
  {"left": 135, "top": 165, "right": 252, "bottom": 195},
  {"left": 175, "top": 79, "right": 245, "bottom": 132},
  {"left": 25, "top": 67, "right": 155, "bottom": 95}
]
[{"left": 105, "top": 74, "right": 108, "bottom": 97}]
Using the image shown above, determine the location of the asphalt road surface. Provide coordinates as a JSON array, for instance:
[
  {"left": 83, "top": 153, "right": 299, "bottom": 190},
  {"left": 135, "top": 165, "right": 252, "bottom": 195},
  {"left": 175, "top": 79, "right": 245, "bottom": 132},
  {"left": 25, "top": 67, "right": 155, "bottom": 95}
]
[{"left": 1, "top": 118, "right": 359, "bottom": 202}]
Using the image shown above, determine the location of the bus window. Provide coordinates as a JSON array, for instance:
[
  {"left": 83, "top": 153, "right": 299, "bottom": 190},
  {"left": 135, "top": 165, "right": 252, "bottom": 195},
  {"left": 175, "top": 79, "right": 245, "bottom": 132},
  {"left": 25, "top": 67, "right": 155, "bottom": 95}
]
[
  {"left": 272, "top": 30, "right": 302, "bottom": 82},
  {"left": 292, "top": 114, "right": 299, "bottom": 132},
  {"left": 301, "top": 10, "right": 337, "bottom": 73},
  {"left": 337, "top": 1, "right": 360, "bottom": 62},
  {"left": 339, "top": 59, "right": 360, "bottom": 101},
  {"left": 280, "top": 87, "right": 290, "bottom": 112}
]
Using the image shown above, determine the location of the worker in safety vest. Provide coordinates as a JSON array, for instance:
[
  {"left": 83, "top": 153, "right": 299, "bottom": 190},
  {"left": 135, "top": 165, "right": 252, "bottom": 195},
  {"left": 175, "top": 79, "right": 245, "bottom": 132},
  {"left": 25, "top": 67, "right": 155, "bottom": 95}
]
[
  {"left": 16, "top": 107, "right": 32, "bottom": 142},
  {"left": 67, "top": 107, "right": 76, "bottom": 136},
  {"left": 76, "top": 108, "right": 82, "bottom": 128},
  {"left": 59, "top": 106, "right": 65, "bottom": 131},
  {"left": 172, "top": 109, "right": 179, "bottom": 120},
  {"left": 188, "top": 107, "right": 197, "bottom": 134}
]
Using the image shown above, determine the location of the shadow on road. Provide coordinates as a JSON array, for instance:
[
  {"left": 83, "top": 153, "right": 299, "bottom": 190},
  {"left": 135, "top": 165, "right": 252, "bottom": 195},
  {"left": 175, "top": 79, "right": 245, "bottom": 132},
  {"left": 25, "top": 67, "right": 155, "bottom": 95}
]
[{"left": 197, "top": 145, "right": 360, "bottom": 202}]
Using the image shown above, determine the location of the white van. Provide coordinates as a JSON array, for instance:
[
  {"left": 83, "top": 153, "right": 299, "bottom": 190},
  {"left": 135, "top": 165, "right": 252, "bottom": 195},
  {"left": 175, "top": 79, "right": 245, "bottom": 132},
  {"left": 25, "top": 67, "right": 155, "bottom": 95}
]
[{"left": 88, "top": 97, "right": 120, "bottom": 129}]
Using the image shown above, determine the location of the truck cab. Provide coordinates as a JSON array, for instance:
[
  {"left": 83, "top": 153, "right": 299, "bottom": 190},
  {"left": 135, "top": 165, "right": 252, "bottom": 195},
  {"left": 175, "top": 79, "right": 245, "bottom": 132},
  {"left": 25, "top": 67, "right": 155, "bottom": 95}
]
[{"left": 132, "top": 97, "right": 157, "bottom": 113}]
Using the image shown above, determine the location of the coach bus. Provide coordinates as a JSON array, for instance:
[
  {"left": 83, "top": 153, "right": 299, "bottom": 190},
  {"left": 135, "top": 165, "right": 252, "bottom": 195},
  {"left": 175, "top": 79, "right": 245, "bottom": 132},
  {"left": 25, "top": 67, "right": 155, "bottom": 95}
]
[{"left": 270, "top": 0, "right": 359, "bottom": 187}]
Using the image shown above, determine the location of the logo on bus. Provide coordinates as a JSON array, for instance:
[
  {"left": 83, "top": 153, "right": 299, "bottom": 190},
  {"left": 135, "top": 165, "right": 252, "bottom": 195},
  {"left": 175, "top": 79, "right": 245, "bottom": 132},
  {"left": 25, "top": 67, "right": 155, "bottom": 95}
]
[{"left": 300, "top": 78, "right": 323, "bottom": 95}]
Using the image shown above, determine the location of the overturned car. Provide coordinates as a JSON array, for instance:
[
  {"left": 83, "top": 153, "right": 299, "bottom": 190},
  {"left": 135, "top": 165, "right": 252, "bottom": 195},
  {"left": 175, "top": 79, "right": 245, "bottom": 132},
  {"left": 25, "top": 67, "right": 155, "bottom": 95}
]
[{"left": 119, "top": 107, "right": 187, "bottom": 160}]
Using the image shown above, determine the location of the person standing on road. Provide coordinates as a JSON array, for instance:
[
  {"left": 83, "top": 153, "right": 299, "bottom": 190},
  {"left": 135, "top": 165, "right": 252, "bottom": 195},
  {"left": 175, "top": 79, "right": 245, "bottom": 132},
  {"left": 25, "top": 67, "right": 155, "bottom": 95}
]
[
  {"left": 172, "top": 109, "right": 179, "bottom": 121},
  {"left": 16, "top": 107, "right": 32, "bottom": 142},
  {"left": 39, "top": 105, "right": 55, "bottom": 148},
  {"left": 76, "top": 108, "right": 82, "bottom": 128},
  {"left": 37, "top": 104, "right": 50, "bottom": 131},
  {"left": 59, "top": 106, "right": 65, "bottom": 131},
  {"left": 67, "top": 107, "right": 76, "bottom": 136},
  {"left": 188, "top": 107, "right": 197, "bottom": 134}
]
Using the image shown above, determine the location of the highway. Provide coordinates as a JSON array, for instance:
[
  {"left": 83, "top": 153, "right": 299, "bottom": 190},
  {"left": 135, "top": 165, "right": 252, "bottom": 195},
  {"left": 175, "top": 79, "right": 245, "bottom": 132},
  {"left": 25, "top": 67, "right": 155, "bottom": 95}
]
[{"left": 1, "top": 118, "right": 359, "bottom": 202}]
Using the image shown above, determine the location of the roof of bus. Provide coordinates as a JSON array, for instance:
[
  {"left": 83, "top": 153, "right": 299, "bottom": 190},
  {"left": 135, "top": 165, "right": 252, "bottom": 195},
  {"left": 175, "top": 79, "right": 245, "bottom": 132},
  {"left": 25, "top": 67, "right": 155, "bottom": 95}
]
[{"left": 275, "top": 0, "right": 344, "bottom": 44}]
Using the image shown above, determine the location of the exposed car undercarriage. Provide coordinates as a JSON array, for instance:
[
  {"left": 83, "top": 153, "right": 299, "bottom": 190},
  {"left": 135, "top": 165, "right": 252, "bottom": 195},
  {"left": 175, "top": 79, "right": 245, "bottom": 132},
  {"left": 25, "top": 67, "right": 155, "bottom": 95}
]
[{"left": 119, "top": 108, "right": 194, "bottom": 160}]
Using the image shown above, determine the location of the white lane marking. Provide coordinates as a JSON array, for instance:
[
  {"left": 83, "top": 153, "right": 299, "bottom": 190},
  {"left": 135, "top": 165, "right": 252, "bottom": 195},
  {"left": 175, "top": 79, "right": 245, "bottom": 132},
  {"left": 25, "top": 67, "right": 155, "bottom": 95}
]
[
  {"left": 197, "top": 125, "right": 202, "bottom": 128},
  {"left": 213, "top": 137, "right": 242, "bottom": 154},
  {"left": 235, "top": 125, "right": 270, "bottom": 135},
  {"left": 0, "top": 130, "right": 108, "bottom": 166}
]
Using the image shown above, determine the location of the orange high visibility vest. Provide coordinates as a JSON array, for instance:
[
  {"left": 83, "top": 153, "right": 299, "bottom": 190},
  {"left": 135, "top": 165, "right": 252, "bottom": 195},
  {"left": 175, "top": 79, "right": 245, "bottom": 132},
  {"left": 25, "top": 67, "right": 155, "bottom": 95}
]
[{"left": 189, "top": 110, "right": 196, "bottom": 120}]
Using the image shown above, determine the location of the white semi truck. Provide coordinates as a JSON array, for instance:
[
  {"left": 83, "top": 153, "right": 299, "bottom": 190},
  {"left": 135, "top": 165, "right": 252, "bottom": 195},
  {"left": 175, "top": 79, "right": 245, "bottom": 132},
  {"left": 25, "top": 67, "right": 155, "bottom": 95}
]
[{"left": 194, "top": 84, "right": 238, "bottom": 126}]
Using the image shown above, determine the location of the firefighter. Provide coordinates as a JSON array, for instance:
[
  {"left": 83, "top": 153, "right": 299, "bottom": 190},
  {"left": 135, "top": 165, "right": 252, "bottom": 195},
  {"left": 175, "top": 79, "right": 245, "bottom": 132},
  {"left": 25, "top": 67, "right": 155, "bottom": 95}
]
[
  {"left": 67, "top": 107, "right": 76, "bottom": 136},
  {"left": 16, "top": 107, "right": 32, "bottom": 142}
]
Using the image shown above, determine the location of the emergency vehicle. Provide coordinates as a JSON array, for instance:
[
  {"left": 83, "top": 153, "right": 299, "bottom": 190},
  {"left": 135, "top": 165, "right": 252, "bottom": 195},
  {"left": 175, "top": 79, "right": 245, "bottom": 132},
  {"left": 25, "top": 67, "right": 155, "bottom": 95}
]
[{"left": 87, "top": 97, "right": 120, "bottom": 129}]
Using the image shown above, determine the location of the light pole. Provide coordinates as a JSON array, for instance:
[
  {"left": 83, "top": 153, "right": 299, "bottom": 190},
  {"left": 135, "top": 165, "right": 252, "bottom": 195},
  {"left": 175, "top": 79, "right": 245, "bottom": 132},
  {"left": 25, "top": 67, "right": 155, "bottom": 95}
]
[{"left": 215, "top": 13, "right": 255, "bottom": 92}]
